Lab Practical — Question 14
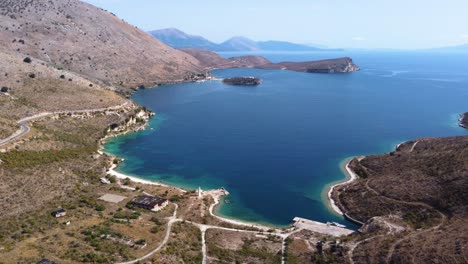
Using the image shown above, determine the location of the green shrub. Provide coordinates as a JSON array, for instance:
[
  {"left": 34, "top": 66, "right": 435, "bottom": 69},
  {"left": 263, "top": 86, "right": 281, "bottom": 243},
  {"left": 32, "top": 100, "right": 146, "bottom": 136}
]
[
  {"left": 0, "top": 147, "right": 96, "bottom": 168},
  {"left": 123, "top": 178, "right": 131, "bottom": 186},
  {"left": 95, "top": 204, "right": 106, "bottom": 212}
]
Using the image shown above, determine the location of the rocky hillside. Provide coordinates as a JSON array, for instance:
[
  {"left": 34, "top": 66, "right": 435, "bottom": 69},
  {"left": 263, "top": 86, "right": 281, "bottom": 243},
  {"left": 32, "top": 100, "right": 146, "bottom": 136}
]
[
  {"left": 332, "top": 136, "right": 468, "bottom": 263},
  {"left": 180, "top": 48, "right": 271, "bottom": 69},
  {"left": 0, "top": 48, "right": 126, "bottom": 120},
  {"left": 0, "top": 0, "right": 203, "bottom": 89}
]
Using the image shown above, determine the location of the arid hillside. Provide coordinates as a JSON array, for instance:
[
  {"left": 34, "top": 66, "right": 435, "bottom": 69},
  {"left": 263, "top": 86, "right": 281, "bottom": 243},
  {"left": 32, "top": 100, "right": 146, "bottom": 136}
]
[
  {"left": 0, "top": 0, "right": 203, "bottom": 88},
  {"left": 332, "top": 136, "right": 468, "bottom": 263},
  {"left": 180, "top": 48, "right": 271, "bottom": 69},
  {"left": 0, "top": 49, "right": 126, "bottom": 119}
]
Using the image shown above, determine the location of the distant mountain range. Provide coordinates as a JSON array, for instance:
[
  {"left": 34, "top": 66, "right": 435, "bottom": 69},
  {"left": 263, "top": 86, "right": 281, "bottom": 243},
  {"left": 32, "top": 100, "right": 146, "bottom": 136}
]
[
  {"left": 148, "top": 28, "right": 339, "bottom": 52},
  {"left": 430, "top": 44, "right": 468, "bottom": 52}
]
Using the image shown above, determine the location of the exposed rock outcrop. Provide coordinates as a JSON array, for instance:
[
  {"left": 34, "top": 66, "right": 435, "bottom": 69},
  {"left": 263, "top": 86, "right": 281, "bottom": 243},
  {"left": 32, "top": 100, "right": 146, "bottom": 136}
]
[{"left": 459, "top": 112, "right": 468, "bottom": 128}]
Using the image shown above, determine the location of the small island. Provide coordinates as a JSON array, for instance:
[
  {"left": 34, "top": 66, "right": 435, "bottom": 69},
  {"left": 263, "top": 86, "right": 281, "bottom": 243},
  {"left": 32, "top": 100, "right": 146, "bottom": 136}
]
[
  {"left": 459, "top": 112, "right": 468, "bottom": 129},
  {"left": 222, "top": 77, "right": 262, "bottom": 86}
]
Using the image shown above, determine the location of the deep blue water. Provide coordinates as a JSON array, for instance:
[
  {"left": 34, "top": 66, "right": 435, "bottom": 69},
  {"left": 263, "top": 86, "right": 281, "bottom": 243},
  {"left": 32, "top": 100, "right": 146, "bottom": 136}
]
[{"left": 105, "top": 51, "right": 468, "bottom": 227}]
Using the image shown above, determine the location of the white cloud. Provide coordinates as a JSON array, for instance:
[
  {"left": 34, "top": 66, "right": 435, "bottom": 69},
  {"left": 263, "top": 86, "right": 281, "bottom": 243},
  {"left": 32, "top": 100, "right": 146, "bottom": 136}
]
[{"left": 459, "top": 33, "right": 468, "bottom": 39}]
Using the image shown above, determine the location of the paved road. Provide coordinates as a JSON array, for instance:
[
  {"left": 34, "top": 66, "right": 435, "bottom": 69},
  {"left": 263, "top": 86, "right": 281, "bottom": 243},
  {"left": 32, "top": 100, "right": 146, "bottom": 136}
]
[{"left": 0, "top": 102, "right": 129, "bottom": 147}]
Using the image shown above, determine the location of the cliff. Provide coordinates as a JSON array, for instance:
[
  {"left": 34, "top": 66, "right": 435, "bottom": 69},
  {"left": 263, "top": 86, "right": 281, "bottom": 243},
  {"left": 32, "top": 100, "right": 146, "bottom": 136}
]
[
  {"left": 459, "top": 112, "right": 468, "bottom": 128},
  {"left": 0, "top": 0, "right": 203, "bottom": 89}
]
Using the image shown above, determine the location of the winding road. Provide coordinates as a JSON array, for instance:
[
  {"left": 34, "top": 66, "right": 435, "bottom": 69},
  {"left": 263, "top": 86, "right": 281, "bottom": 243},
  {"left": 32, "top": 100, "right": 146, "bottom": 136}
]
[
  {"left": 0, "top": 102, "right": 129, "bottom": 147},
  {"left": 117, "top": 204, "right": 180, "bottom": 264},
  {"left": 116, "top": 195, "right": 305, "bottom": 264}
]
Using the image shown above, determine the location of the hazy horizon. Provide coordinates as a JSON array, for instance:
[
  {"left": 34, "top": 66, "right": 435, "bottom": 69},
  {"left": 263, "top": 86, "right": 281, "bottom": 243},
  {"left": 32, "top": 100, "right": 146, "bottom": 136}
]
[{"left": 83, "top": 0, "right": 468, "bottom": 49}]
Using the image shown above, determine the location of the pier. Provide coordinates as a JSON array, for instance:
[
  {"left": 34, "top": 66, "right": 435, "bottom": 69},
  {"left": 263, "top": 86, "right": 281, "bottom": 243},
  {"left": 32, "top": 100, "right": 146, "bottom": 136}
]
[{"left": 293, "top": 217, "right": 355, "bottom": 237}]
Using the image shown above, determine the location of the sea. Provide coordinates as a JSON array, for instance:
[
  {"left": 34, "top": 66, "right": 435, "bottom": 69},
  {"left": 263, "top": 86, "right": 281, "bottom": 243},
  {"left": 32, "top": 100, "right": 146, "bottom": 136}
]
[{"left": 104, "top": 50, "right": 468, "bottom": 228}]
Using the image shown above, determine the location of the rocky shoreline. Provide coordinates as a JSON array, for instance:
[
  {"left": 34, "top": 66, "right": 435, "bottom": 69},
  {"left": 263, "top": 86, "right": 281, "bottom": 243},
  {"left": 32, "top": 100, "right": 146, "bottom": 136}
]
[
  {"left": 459, "top": 112, "right": 468, "bottom": 128},
  {"left": 222, "top": 77, "right": 262, "bottom": 86}
]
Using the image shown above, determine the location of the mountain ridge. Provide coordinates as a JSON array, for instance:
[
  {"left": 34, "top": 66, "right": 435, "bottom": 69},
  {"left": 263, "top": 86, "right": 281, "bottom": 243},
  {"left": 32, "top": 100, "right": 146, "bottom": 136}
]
[{"left": 149, "top": 28, "right": 335, "bottom": 52}]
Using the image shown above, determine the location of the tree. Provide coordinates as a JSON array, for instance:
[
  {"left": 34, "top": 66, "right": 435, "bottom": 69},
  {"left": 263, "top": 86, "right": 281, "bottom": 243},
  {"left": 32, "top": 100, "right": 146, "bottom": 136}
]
[{"left": 23, "top": 57, "right": 32, "bottom": 63}]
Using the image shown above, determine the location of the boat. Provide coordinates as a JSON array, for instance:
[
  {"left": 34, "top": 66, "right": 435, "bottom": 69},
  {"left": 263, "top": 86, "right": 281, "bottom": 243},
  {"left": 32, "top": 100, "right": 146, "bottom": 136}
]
[
  {"left": 326, "top": 221, "right": 346, "bottom": 228},
  {"left": 332, "top": 222, "right": 346, "bottom": 228}
]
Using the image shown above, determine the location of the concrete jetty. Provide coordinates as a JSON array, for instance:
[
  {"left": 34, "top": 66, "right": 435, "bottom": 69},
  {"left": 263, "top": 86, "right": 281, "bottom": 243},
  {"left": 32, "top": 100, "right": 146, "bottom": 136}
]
[{"left": 293, "top": 217, "right": 355, "bottom": 237}]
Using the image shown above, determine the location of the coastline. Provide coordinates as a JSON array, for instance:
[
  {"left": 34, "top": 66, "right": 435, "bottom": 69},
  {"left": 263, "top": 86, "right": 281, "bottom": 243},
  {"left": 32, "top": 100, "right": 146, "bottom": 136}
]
[
  {"left": 106, "top": 157, "right": 281, "bottom": 231},
  {"left": 325, "top": 158, "right": 359, "bottom": 216},
  {"left": 107, "top": 163, "right": 186, "bottom": 193},
  {"left": 98, "top": 97, "right": 363, "bottom": 231},
  {"left": 101, "top": 123, "right": 361, "bottom": 230},
  {"left": 100, "top": 120, "right": 282, "bottom": 230},
  {"left": 207, "top": 190, "right": 280, "bottom": 231},
  {"left": 325, "top": 157, "right": 367, "bottom": 227}
]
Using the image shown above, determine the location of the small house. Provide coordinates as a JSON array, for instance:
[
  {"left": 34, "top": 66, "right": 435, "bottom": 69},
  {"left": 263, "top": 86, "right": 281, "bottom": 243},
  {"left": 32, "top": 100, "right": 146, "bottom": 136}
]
[
  {"left": 51, "top": 209, "right": 66, "bottom": 218},
  {"left": 131, "top": 195, "right": 168, "bottom": 212},
  {"left": 37, "top": 259, "right": 55, "bottom": 264}
]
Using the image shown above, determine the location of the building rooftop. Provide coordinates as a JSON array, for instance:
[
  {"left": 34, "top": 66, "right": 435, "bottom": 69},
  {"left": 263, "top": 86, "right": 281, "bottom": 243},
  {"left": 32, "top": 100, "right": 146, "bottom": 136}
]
[
  {"left": 37, "top": 259, "right": 55, "bottom": 264},
  {"left": 132, "top": 195, "right": 166, "bottom": 207},
  {"left": 51, "top": 209, "right": 65, "bottom": 215}
]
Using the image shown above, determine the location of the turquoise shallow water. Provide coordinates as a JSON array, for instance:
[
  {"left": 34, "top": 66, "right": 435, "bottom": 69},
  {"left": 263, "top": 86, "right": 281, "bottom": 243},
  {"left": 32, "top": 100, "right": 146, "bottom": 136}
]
[{"left": 104, "top": 51, "right": 468, "bottom": 227}]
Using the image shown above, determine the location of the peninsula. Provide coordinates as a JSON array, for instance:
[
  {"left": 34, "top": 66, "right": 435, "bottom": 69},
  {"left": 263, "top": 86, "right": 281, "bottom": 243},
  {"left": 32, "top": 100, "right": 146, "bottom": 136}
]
[
  {"left": 181, "top": 48, "right": 360, "bottom": 74},
  {"left": 331, "top": 136, "right": 468, "bottom": 263}
]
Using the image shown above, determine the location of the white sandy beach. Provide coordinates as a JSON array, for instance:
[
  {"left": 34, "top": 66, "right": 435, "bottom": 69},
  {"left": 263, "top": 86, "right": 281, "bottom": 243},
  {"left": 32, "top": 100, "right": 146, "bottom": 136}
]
[
  {"left": 108, "top": 162, "right": 279, "bottom": 231},
  {"left": 206, "top": 189, "right": 280, "bottom": 232},
  {"left": 107, "top": 163, "right": 187, "bottom": 193},
  {"left": 327, "top": 158, "right": 360, "bottom": 215}
]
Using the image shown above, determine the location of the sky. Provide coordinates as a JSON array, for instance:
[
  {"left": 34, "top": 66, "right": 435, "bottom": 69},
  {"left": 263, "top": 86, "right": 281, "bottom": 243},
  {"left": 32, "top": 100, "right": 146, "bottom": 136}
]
[{"left": 83, "top": 0, "right": 468, "bottom": 49}]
